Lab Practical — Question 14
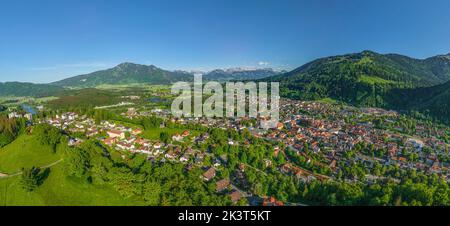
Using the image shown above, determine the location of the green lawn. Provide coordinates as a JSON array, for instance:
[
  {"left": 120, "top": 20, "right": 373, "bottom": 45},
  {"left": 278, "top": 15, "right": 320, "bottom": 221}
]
[
  {"left": 0, "top": 134, "right": 145, "bottom": 206},
  {"left": 358, "top": 75, "right": 395, "bottom": 85},
  {"left": 0, "top": 134, "right": 60, "bottom": 174},
  {"left": 317, "top": 97, "right": 337, "bottom": 104},
  {"left": 142, "top": 127, "right": 198, "bottom": 140}
]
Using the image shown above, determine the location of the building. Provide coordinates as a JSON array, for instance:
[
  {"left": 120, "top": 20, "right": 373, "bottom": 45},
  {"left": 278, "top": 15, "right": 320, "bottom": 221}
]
[
  {"left": 24, "top": 113, "right": 33, "bottom": 121},
  {"left": 262, "top": 197, "right": 284, "bottom": 206},
  {"left": 132, "top": 128, "right": 143, "bottom": 136},
  {"left": 8, "top": 112, "right": 21, "bottom": 119},
  {"left": 230, "top": 190, "right": 242, "bottom": 203},
  {"left": 202, "top": 167, "right": 216, "bottom": 181},
  {"left": 216, "top": 179, "right": 230, "bottom": 192},
  {"left": 103, "top": 137, "right": 116, "bottom": 146},
  {"left": 172, "top": 134, "right": 183, "bottom": 142},
  {"left": 107, "top": 130, "right": 125, "bottom": 139},
  {"left": 182, "top": 130, "right": 190, "bottom": 137}
]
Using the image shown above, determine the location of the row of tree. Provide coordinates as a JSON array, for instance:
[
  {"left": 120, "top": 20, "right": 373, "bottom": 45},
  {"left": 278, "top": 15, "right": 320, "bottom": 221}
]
[{"left": 0, "top": 116, "right": 26, "bottom": 147}]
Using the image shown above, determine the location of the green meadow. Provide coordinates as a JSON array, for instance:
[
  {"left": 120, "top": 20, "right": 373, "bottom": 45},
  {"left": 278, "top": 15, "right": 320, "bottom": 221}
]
[{"left": 0, "top": 134, "right": 144, "bottom": 206}]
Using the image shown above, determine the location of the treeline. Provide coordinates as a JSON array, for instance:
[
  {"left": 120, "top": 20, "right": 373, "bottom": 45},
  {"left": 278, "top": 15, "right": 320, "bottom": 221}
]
[
  {"left": 226, "top": 147, "right": 450, "bottom": 206},
  {"left": 302, "top": 172, "right": 449, "bottom": 206},
  {"left": 33, "top": 124, "right": 62, "bottom": 152},
  {"left": 47, "top": 88, "right": 119, "bottom": 109},
  {"left": 0, "top": 116, "right": 26, "bottom": 147},
  {"left": 62, "top": 140, "right": 232, "bottom": 205},
  {"left": 16, "top": 124, "right": 65, "bottom": 192}
]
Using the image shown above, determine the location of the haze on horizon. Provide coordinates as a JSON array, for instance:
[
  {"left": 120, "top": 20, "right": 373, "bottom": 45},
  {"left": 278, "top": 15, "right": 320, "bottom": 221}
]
[{"left": 1, "top": 0, "right": 450, "bottom": 83}]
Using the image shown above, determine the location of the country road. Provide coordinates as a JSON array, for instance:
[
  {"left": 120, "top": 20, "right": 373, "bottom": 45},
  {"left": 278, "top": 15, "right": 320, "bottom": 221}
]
[{"left": 0, "top": 159, "right": 63, "bottom": 179}]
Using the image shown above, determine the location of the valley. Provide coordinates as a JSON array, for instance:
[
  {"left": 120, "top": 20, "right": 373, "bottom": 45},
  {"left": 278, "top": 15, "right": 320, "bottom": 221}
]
[{"left": 1, "top": 50, "right": 450, "bottom": 206}]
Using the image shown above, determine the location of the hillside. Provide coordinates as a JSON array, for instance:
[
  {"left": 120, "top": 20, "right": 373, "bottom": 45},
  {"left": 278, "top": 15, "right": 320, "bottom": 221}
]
[
  {"left": 0, "top": 134, "right": 60, "bottom": 173},
  {"left": 52, "top": 63, "right": 193, "bottom": 88},
  {"left": 0, "top": 82, "right": 65, "bottom": 97},
  {"left": 264, "top": 51, "right": 450, "bottom": 107},
  {"left": 0, "top": 134, "right": 145, "bottom": 205},
  {"left": 388, "top": 80, "right": 450, "bottom": 124},
  {"left": 51, "top": 63, "right": 282, "bottom": 88},
  {"left": 47, "top": 88, "right": 120, "bottom": 109},
  {"left": 202, "top": 68, "right": 281, "bottom": 81},
  {"left": 0, "top": 163, "right": 144, "bottom": 206}
]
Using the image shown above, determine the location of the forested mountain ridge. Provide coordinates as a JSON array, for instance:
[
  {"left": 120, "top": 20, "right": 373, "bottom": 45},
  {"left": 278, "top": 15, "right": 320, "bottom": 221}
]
[
  {"left": 51, "top": 62, "right": 194, "bottom": 88},
  {"left": 202, "top": 68, "right": 280, "bottom": 81},
  {"left": 388, "top": 80, "right": 450, "bottom": 124},
  {"left": 0, "top": 82, "right": 65, "bottom": 97},
  {"left": 51, "top": 63, "right": 281, "bottom": 88},
  {"left": 264, "top": 50, "right": 450, "bottom": 108}
]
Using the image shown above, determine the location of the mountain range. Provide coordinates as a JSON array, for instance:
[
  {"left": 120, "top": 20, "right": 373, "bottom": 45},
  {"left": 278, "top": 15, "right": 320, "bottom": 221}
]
[
  {"left": 264, "top": 50, "right": 450, "bottom": 107},
  {"left": 1, "top": 50, "right": 449, "bottom": 123},
  {"left": 0, "top": 82, "right": 64, "bottom": 97},
  {"left": 51, "top": 62, "right": 193, "bottom": 88},
  {"left": 202, "top": 68, "right": 282, "bottom": 81},
  {"left": 50, "top": 63, "right": 281, "bottom": 88}
]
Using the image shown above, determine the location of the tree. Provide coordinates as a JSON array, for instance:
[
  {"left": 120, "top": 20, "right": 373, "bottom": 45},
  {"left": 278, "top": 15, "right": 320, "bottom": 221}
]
[
  {"left": 159, "top": 132, "right": 170, "bottom": 143},
  {"left": 108, "top": 168, "right": 138, "bottom": 198},
  {"left": 91, "top": 163, "right": 109, "bottom": 184},
  {"left": 34, "top": 124, "right": 62, "bottom": 152},
  {"left": 0, "top": 116, "right": 23, "bottom": 147},
  {"left": 19, "top": 167, "right": 41, "bottom": 191},
  {"left": 433, "top": 183, "right": 449, "bottom": 206},
  {"left": 64, "top": 148, "right": 90, "bottom": 177},
  {"left": 143, "top": 181, "right": 161, "bottom": 205}
]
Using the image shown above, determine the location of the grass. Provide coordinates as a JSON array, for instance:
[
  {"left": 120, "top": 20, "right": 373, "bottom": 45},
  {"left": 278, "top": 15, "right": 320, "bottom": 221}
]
[
  {"left": 356, "top": 56, "right": 374, "bottom": 66},
  {"left": 358, "top": 75, "right": 394, "bottom": 85},
  {"left": 0, "top": 134, "right": 145, "bottom": 206},
  {"left": 95, "top": 84, "right": 171, "bottom": 92},
  {"left": 0, "top": 96, "right": 58, "bottom": 106},
  {"left": 0, "top": 134, "right": 60, "bottom": 174},
  {"left": 48, "top": 88, "right": 120, "bottom": 109},
  {"left": 0, "top": 164, "right": 145, "bottom": 206},
  {"left": 317, "top": 97, "right": 337, "bottom": 104}
]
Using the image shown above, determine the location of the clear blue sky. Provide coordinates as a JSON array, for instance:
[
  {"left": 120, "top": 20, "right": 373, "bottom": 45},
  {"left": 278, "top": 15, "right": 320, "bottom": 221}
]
[{"left": 1, "top": 0, "right": 450, "bottom": 83}]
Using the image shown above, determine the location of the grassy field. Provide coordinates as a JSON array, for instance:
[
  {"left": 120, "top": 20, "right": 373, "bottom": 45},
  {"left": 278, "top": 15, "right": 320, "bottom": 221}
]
[
  {"left": 317, "top": 97, "right": 338, "bottom": 104},
  {"left": 0, "top": 96, "right": 59, "bottom": 106},
  {"left": 0, "top": 134, "right": 145, "bottom": 206},
  {"left": 358, "top": 75, "right": 395, "bottom": 85},
  {"left": 142, "top": 127, "right": 198, "bottom": 140},
  {"left": 0, "top": 134, "right": 61, "bottom": 174},
  {"left": 0, "top": 164, "right": 145, "bottom": 206},
  {"left": 95, "top": 83, "right": 171, "bottom": 91}
]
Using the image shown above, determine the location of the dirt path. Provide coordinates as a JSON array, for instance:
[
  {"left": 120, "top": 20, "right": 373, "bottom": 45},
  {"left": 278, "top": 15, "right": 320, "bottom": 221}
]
[{"left": 0, "top": 159, "right": 63, "bottom": 179}]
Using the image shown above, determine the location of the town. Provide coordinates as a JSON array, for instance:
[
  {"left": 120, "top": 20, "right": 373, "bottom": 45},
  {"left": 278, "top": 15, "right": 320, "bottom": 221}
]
[{"left": 5, "top": 94, "right": 445, "bottom": 205}]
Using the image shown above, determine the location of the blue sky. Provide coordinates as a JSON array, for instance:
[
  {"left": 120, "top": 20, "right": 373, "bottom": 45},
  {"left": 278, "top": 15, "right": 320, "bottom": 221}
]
[{"left": 1, "top": 0, "right": 450, "bottom": 83}]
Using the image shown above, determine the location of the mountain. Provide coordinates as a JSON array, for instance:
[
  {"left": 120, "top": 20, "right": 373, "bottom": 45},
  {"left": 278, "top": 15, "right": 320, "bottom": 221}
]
[
  {"left": 0, "top": 82, "right": 65, "bottom": 97},
  {"left": 52, "top": 62, "right": 193, "bottom": 88},
  {"left": 264, "top": 50, "right": 450, "bottom": 107},
  {"left": 202, "top": 68, "right": 281, "bottom": 81},
  {"left": 388, "top": 80, "right": 450, "bottom": 124},
  {"left": 52, "top": 63, "right": 282, "bottom": 88}
]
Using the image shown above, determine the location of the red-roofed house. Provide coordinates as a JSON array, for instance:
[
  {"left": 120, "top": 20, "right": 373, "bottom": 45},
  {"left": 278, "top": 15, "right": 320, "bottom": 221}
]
[
  {"left": 203, "top": 167, "right": 216, "bottom": 181},
  {"left": 107, "top": 130, "right": 125, "bottom": 139},
  {"left": 216, "top": 179, "right": 230, "bottom": 192}
]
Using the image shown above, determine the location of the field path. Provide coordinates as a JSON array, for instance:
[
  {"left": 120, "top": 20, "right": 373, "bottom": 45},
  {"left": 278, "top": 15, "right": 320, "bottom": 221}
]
[{"left": 0, "top": 159, "right": 63, "bottom": 179}]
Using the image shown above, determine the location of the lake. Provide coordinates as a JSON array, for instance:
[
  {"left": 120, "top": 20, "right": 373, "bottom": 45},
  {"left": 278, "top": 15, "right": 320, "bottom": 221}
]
[{"left": 21, "top": 104, "right": 37, "bottom": 115}]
